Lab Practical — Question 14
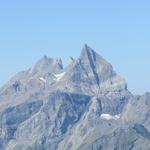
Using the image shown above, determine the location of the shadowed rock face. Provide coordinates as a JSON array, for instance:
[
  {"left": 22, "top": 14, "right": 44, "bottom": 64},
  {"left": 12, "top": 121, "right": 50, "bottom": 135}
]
[{"left": 0, "top": 45, "right": 149, "bottom": 150}]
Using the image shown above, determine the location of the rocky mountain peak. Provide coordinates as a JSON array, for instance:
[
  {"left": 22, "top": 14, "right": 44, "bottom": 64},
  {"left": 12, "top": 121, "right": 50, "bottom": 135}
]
[
  {"left": 80, "top": 44, "right": 115, "bottom": 79},
  {"left": 30, "top": 56, "right": 63, "bottom": 76},
  {"left": 80, "top": 44, "right": 97, "bottom": 62},
  {"left": 0, "top": 44, "right": 141, "bottom": 150},
  {"left": 78, "top": 44, "right": 127, "bottom": 92}
]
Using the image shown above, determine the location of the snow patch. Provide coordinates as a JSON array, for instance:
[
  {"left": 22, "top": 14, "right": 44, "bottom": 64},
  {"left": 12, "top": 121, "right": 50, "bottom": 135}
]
[
  {"left": 39, "top": 77, "right": 46, "bottom": 83},
  {"left": 100, "top": 113, "right": 120, "bottom": 120},
  {"left": 54, "top": 72, "right": 66, "bottom": 81}
]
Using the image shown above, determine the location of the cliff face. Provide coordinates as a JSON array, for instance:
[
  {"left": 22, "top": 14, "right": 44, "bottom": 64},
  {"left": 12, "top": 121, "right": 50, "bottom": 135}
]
[{"left": 0, "top": 45, "right": 149, "bottom": 150}]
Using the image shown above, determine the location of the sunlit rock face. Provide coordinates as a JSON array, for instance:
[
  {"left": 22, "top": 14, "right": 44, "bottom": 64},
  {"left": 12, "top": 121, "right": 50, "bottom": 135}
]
[{"left": 0, "top": 45, "right": 149, "bottom": 150}]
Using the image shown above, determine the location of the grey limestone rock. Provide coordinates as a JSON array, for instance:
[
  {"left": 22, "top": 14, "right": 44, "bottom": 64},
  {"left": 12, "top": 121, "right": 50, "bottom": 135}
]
[{"left": 0, "top": 44, "right": 148, "bottom": 150}]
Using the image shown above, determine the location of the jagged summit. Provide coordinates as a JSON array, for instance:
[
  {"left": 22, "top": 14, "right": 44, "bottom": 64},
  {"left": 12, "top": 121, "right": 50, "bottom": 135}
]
[
  {"left": 68, "top": 57, "right": 76, "bottom": 65},
  {"left": 79, "top": 44, "right": 127, "bottom": 92},
  {"left": 80, "top": 44, "right": 115, "bottom": 78},
  {"left": 0, "top": 45, "right": 127, "bottom": 96},
  {"left": 1, "top": 44, "right": 146, "bottom": 150},
  {"left": 30, "top": 56, "right": 63, "bottom": 75},
  {"left": 80, "top": 44, "right": 98, "bottom": 61}
]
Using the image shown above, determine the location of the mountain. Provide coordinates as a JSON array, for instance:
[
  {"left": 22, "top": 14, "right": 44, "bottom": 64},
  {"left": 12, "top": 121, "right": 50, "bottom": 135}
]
[{"left": 0, "top": 45, "right": 149, "bottom": 150}]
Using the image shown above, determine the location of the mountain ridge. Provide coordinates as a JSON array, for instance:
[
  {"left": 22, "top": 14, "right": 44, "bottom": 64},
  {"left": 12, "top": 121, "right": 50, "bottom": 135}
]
[{"left": 0, "top": 45, "right": 149, "bottom": 150}]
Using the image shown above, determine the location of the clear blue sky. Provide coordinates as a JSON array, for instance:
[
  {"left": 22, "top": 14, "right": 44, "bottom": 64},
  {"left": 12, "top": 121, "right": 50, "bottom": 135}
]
[{"left": 0, "top": 0, "right": 150, "bottom": 94}]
